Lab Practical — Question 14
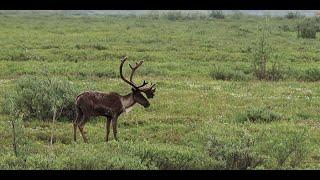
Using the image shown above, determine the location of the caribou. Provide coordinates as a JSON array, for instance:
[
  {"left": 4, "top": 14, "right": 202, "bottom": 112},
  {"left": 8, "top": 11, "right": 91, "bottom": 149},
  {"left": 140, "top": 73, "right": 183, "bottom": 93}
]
[{"left": 73, "top": 56, "right": 156, "bottom": 143}]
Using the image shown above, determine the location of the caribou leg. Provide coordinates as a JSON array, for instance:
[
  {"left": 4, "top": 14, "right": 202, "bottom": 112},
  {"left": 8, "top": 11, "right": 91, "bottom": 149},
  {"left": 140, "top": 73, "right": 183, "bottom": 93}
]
[
  {"left": 112, "top": 118, "right": 118, "bottom": 141},
  {"left": 73, "top": 107, "right": 84, "bottom": 142},
  {"left": 105, "top": 118, "right": 111, "bottom": 142},
  {"left": 73, "top": 122, "right": 77, "bottom": 142},
  {"left": 78, "top": 117, "right": 89, "bottom": 143}
]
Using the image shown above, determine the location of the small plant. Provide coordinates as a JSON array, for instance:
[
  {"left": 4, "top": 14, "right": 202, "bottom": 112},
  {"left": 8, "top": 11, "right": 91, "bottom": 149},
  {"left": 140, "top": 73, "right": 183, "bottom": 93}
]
[
  {"left": 75, "top": 44, "right": 106, "bottom": 50},
  {"left": 251, "top": 18, "right": 284, "bottom": 81},
  {"left": 2, "top": 92, "right": 31, "bottom": 162},
  {"left": 279, "top": 24, "right": 293, "bottom": 32},
  {"left": 266, "top": 61, "right": 284, "bottom": 81},
  {"left": 236, "top": 107, "right": 285, "bottom": 123},
  {"left": 252, "top": 20, "right": 271, "bottom": 80},
  {"left": 209, "top": 10, "right": 225, "bottom": 19},
  {"left": 285, "top": 11, "right": 303, "bottom": 19}
]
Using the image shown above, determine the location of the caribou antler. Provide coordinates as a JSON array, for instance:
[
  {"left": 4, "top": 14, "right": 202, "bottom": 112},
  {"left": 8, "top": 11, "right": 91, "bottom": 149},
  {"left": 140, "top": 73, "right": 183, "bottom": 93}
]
[
  {"left": 119, "top": 56, "right": 156, "bottom": 98},
  {"left": 129, "top": 61, "right": 143, "bottom": 82},
  {"left": 119, "top": 56, "right": 138, "bottom": 89},
  {"left": 140, "top": 83, "right": 156, "bottom": 98},
  {"left": 129, "top": 60, "right": 149, "bottom": 89}
]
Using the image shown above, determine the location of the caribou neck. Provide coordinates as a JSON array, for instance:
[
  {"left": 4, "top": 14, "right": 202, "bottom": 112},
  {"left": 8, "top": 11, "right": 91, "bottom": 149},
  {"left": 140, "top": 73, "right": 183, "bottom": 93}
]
[{"left": 120, "top": 92, "right": 136, "bottom": 110}]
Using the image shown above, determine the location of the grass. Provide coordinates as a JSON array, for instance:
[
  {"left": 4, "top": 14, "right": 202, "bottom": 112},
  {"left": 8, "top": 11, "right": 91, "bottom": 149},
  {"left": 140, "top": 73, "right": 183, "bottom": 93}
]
[{"left": 0, "top": 11, "right": 320, "bottom": 169}]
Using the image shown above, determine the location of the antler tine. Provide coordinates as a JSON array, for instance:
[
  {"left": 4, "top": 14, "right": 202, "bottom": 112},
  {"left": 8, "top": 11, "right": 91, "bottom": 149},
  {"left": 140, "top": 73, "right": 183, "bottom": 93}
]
[
  {"left": 139, "top": 82, "right": 156, "bottom": 98},
  {"left": 151, "top": 83, "right": 156, "bottom": 92},
  {"left": 140, "top": 82, "right": 156, "bottom": 91},
  {"left": 119, "top": 56, "right": 138, "bottom": 89},
  {"left": 129, "top": 60, "right": 144, "bottom": 83},
  {"left": 136, "top": 80, "right": 148, "bottom": 89},
  {"left": 121, "top": 56, "right": 127, "bottom": 62}
]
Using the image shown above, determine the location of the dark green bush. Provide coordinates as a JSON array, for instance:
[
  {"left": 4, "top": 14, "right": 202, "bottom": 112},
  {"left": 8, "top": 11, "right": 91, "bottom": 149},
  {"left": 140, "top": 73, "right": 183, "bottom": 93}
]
[
  {"left": 236, "top": 107, "right": 285, "bottom": 123},
  {"left": 285, "top": 11, "right": 303, "bottom": 19},
  {"left": 75, "top": 44, "right": 107, "bottom": 50},
  {"left": 209, "top": 10, "right": 225, "bottom": 19},
  {"left": 210, "top": 66, "right": 251, "bottom": 81},
  {"left": 2, "top": 76, "right": 79, "bottom": 121},
  {"left": 298, "top": 68, "right": 320, "bottom": 82},
  {"left": 297, "top": 18, "right": 317, "bottom": 39},
  {"left": 279, "top": 24, "right": 295, "bottom": 32},
  {"left": 266, "top": 62, "right": 284, "bottom": 81},
  {"left": 94, "top": 71, "right": 117, "bottom": 78}
]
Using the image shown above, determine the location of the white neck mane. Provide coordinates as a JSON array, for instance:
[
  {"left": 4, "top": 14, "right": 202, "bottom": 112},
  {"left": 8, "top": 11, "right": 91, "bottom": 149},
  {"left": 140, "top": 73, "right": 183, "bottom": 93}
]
[{"left": 120, "top": 94, "right": 135, "bottom": 113}]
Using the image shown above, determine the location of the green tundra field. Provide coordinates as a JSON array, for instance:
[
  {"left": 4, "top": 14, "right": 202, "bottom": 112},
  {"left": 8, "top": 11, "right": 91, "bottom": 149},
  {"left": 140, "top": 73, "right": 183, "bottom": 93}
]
[{"left": 0, "top": 11, "right": 320, "bottom": 169}]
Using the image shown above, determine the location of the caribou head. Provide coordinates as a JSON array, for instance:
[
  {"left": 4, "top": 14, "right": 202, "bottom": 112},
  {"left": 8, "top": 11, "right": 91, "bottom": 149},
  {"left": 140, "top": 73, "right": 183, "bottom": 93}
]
[{"left": 119, "top": 56, "right": 156, "bottom": 108}]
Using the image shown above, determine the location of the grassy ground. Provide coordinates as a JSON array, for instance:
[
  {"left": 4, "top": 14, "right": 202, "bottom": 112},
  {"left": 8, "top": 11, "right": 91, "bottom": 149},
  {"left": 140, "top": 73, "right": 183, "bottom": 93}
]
[{"left": 0, "top": 12, "right": 320, "bottom": 169}]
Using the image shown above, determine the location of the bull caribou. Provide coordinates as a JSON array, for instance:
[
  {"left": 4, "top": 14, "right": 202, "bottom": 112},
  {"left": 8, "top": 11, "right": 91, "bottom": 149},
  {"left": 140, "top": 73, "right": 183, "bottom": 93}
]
[{"left": 73, "top": 57, "right": 156, "bottom": 143}]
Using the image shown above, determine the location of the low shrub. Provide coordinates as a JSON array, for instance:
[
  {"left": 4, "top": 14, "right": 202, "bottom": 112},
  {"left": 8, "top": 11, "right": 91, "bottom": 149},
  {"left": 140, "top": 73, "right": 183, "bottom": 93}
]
[
  {"left": 59, "top": 143, "right": 149, "bottom": 170},
  {"left": 210, "top": 66, "right": 252, "bottom": 81},
  {"left": 2, "top": 75, "right": 79, "bottom": 121},
  {"left": 209, "top": 10, "right": 225, "bottom": 19},
  {"left": 75, "top": 44, "right": 107, "bottom": 50},
  {"left": 0, "top": 153, "right": 26, "bottom": 169},
  {"left": 266, "top": 62, "right": 284, "bottom": 81},
  {"left": 285, "top": 11, "right": 303, "bottom": 19},
  {"left": 257, "top": 126, "right": 310, "bottom": 169},
  {"left": 197, "top": 122, "right": 310, "bottom": 169},
  {"left": 298, "top": 68, "right": 320, "bottom": 82},
  {"left": 279, "top": 24, "right": 291, "bottom": 32},
  {"left": 119, "top": 141, "right": 219, "bottom": 170},
  {"left": 162, "top": 11, "right": 185, "bottom": 21},
  {"left": 236, "top": 107, "right": 285, "bottom": 123},
  {"left": 160, "top": 11, "right": 208, "bottom": 21},
  {"left": 297, "top": 18, "right": 318, "bottom": 39},
  {"left": 205, "top": 126, "right": 264, "bottom": 169}
]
